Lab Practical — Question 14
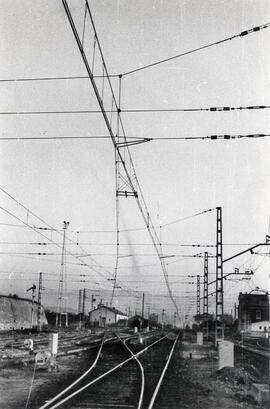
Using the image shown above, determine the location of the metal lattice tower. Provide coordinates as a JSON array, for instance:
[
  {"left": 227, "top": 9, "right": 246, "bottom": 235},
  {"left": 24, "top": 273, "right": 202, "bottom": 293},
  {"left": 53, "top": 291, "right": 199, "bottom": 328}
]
[
  {"left": 216, "top": 207, "right": 223, "bottom": 319},
  {"left": 82, "top": 288, "right": 86, "bottom": 320},
  {"left": 62, "top": 0, "right": 181, "bottom": 324},
  {"left": 78, "top": 289, "right": 82, "bottom": 314},
  {"left": 203, "top": 252, "right": 208, "bottom": 315},
  {"left": 196, "top": 275, "right": 201, "bottom": 316},
  {"left": 215, "top": 207, "right": 224, "bottom": 343},
  {"left": 56, "top": 221, "right": 69, "bottom": 327},
  {"left": 37, "top": 272, "right": 43, "bottom": 331}
]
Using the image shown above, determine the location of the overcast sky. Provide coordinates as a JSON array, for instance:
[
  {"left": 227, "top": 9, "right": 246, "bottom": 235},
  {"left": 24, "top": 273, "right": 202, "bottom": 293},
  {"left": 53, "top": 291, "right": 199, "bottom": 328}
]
[{"left": 0, "top": 0, "right": 269, "bottom": 322}]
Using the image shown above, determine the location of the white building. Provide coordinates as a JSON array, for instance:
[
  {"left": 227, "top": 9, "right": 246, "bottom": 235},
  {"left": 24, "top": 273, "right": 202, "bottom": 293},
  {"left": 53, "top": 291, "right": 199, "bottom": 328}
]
[
  {"left": 249, "top": 320, "right": 270, "bottom": 332},
  {"left": 89, "top": 305, "right": 128, "bottom": 327}
]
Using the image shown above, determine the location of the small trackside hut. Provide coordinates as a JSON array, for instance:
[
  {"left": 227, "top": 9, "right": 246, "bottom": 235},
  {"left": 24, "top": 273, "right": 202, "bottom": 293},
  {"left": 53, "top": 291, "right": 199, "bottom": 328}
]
[{"left": 88, "top": 304, "right": 128, "bottom": 327}]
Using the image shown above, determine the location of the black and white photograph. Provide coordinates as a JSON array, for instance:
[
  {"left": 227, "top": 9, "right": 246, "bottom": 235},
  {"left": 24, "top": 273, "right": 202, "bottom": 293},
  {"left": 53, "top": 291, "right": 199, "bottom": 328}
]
[{"left": 0, "top": 1, "right": 269, "bottom": 408}]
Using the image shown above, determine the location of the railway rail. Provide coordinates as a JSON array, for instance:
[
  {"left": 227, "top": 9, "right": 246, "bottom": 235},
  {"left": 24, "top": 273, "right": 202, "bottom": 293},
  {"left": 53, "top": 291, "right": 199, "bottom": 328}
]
[
  {"left": 38, "top": 331, "right": 179, "bottom": 409},
  {"left": 235, "top": 340, "right": 270, "bottom": 358}
]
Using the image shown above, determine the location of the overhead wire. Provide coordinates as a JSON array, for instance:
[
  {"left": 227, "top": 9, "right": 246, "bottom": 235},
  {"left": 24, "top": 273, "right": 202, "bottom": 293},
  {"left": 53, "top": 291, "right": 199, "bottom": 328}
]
[
  {"left": 0, "top": 104, "right": 269, "bottom": 115},
  {"left": 0, "top": 192, "right": 139, "bottom": 297},
  {"left": 120, "top": 22, "right": 270, "bottom": 76},
  {"left": 62, "top": 0, "right": 181, "bottom": 321},
  {"left": 0, "top": 133, "right": 269, "bottom": 141}
]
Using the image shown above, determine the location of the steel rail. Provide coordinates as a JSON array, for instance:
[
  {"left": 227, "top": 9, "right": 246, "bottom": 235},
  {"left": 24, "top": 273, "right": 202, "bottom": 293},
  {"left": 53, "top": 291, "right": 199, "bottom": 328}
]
[
  {"left": 235, "top": 340, "right": 270, "bottom": 358},
  {"left": 44, "top": 334, "right": 167, "bottom": 409},
  {"left": 148, "top": 333, "right": 179, "bottom": 409},
  {"left": 120, "top": 334, "right": 145, "bottom": 409},
  {"left": 39, "top": 336, "right": 105, "bottom": 409}
]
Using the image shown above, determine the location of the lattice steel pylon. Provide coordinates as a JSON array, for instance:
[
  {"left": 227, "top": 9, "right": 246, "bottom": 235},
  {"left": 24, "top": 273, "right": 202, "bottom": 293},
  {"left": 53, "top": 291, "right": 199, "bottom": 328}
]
[
  {"left": 196, "top": 275, "right": 201, "bottom": 316},
  {"left": 56, "top": 221, "right": 69, "bottom": 327},
  {"left": 215, "top": 207, "right": 224, "bottom": 343},
  {"left": 62, "top": 0, "right": 181, "bottom": 323},
  {"left": 37, "top": 272, "right": 43, "bottom": 332},
  {"left": 203, "top": 252, "right": 208, "bottom": 315}
]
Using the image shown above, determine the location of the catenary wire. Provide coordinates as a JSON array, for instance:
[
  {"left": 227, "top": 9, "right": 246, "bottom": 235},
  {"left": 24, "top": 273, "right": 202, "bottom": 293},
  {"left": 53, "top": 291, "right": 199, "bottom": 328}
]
[
  {"left": 121, "top": 22, "right": 270, "bottom": 76},
  {"left": 0, "top": 105, "right": 269, "bottom": 115}
]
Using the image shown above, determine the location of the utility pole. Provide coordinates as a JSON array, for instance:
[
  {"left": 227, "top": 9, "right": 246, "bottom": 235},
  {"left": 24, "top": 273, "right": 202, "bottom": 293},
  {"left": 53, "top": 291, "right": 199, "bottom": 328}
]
[
  {"left": 56, "top": 221, "right": 69, "bottom": 328},
  {"left": 37, "top": 272, "right": 43, "bottom": 332},
  {"left": 78, "top": 289, "right": 82, "bottom": 328},
  {"left": 162, "top": 309, "right": 165, "bottom": 328},
  {"left": 196, "top": 275, "right": 201, "bottom": 316},
  {"left": 82, "top": 288, "right": 86, "bottom": 327},
  {"left": 234, "top": 302, "right": 237, "bottom": 320},
  {"left": 216, "top": 206, "right": 224, "bottom": 344},
  {"left": 141, "top": 292, "right": 145, "bottom": 319},
  {"left": 173, "top": 312, "right": 177, "bottom": 328},
  {"left": 203, "top": 252, "right": 208, "bottom": 315},
  {"left": 27, "top": 284, "right": 36, "bottom": 328},
  {"left": 203, "top": 253, "right": 209, "bottom": 339}
]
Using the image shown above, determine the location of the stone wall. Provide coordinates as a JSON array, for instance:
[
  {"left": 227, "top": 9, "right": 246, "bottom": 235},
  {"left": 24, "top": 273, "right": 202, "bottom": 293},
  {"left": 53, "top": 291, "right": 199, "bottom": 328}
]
[{"left": 0, "top": 295, "right": 48, "bottom": 331}]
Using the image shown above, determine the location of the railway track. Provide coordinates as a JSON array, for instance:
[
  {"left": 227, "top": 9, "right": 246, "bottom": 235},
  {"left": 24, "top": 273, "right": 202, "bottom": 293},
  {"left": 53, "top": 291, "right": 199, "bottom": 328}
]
[
  {"left": 38, "top": 332, "right": 179, "bottom": 409},
  {"left": 235, "top": 340, "right": 270, "bottom": 358}
]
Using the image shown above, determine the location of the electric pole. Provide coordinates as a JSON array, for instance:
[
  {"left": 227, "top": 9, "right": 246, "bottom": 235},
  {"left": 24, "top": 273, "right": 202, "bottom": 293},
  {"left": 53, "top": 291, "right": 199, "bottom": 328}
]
[
  {"left": 141, "top": 292, "right": 145, "bottom": 319},
  {"left": 216, "top": 206, "right": 224, "bottom": 344},
  {"left": 196, "top": 275, "right": 201, "bottom": 316},
  {"left": 203, "top": 252, "right": 208, "bottom": 315},
  {"left": 162, "top": 308, "right": 165, "bottom": 328},
  {"left": 56, "top": 221, "right": 69, "bottom": 328},
  {"left": 82, "top": 288, "right": 86, "bottom": 327},
  {"left": 27, "top": 284, "right": 36, "bottom": 328},
  {"left": 37, "top": 272, "right": 43, "bottom": 332},
  {"left": 78, "top": 289, "right": 82, "bottom": 328}
]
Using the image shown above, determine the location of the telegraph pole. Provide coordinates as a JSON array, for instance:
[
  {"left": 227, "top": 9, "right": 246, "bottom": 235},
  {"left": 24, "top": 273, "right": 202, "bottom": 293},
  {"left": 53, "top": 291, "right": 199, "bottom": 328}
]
[
  {"left": 141, "top": 292, "right": 145, "bottom": 319},
  {"left": 56, "top": 221, "right": 69, "bottom": 328},
  {"left": 37, "top": 272, "right": 43, "bottom": 332}
]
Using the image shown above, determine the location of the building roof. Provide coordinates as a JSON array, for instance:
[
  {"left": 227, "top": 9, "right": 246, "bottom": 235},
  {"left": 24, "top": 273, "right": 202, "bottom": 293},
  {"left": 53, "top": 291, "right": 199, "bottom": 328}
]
[{"left": 89, "top": 305, "right": 127, "bottom": 317}]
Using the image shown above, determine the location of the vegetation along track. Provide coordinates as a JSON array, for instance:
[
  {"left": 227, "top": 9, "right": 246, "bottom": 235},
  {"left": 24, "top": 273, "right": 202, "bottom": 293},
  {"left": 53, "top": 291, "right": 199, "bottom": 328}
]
[{"left": 38, "top": 332, "right": 179, "bottom": 409}]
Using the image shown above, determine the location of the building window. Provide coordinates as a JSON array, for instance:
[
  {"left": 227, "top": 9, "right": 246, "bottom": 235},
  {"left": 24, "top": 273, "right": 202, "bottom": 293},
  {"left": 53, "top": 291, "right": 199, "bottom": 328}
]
[
  {"left": 259, "top": 326, "right": 262, "bottom": 330},
  {"left": 255, "top": 310, "right": 261, "bottom": 320}
]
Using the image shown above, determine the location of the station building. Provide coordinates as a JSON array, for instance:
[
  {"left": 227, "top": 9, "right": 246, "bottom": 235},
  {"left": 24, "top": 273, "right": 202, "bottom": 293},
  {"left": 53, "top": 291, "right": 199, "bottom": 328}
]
[
  {"left": 89, "top": 304, "right": 128, "bottom": 327},
  {"left": 238, "top": 292, "right": 269, "bottom": 331}
]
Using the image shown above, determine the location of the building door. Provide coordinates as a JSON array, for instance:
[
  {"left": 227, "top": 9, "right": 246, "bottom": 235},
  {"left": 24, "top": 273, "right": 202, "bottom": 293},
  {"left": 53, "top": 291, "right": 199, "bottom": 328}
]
[{"left": 99, "top": 316, "right": 106, "bottom": 327}]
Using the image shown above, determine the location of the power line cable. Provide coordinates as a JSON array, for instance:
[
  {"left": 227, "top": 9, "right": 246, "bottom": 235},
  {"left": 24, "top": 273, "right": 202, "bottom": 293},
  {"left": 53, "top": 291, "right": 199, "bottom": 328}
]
[
  {"left": 0, "top": 105, "right": 269, "bottom": 115},
  {"left": 0, "top": 74, "right": 118, "bottom": 83},
  {"left": 0, "top": 133, "right": 269, "bottom": 141},
  {"left": 121, "top": 22, "right": 270, "bottom": 76},
  {"left": 0, "top": 187, "right": 140, "bottom": 297},
  {"left": 62, "top": 0, "right": 181, "bottom": 321}
]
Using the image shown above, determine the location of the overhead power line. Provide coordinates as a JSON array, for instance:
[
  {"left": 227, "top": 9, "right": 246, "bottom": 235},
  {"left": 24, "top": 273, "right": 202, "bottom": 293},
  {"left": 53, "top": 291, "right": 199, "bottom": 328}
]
[
  {"left": 0, "top": 105, "right": 269, "bottom": 115},
  {"left": 162, "top": 208, "right": 215, "bottom": 227},
  {"left": 62, "top": 0, "right": 181, "bottom": 320},
  {"left": 0, "top": 133, "right": 269, "bottom": 141},
  {"left": 0, "top": 187, "right": 139, "bottom": 297},
  {"left": 121, "top": 22, "right": 270, "bottom": 76},
  {"left": 0, "top": 74, "right": 118, "bottom": 83}
]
